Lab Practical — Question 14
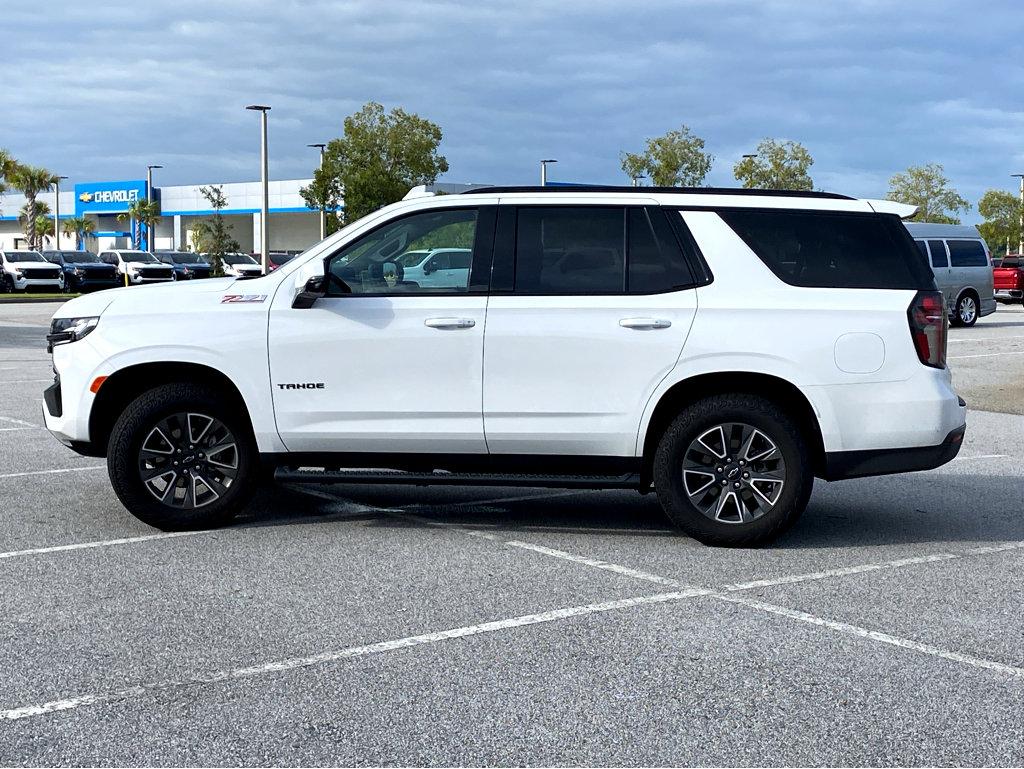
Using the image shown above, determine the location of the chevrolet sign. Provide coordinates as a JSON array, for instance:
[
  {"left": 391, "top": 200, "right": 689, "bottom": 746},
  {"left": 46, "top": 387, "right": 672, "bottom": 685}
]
[{"left": 74, "top": 180, "right": 148, "bottom": 215}]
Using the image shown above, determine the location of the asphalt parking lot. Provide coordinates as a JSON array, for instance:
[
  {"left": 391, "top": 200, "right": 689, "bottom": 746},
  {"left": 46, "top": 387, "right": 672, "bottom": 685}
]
[{"left": 0, "top": 300, "right": 1022, "bottom": 766}]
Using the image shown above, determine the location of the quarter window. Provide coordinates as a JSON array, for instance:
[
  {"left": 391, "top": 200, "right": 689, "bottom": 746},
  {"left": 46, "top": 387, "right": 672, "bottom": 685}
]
[{"left": 326, "top": 209, "right": 478, "bottom": 296}]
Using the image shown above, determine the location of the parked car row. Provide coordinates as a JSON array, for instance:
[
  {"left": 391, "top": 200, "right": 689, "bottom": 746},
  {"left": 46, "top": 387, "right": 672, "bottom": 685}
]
[{"left": 0, "top": 249, "right": 276, "bottom": 293}]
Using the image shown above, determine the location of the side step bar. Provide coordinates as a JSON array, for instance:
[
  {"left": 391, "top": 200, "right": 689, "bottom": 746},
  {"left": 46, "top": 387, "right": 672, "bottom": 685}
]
[{"left": 274, "top": 467, "right": 642, "bottom": 490}]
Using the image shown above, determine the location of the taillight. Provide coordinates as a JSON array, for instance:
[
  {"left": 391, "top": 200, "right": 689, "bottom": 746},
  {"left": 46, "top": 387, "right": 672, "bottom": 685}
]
[{"left": 907, "top": 290, "right": 947, "bottom": 368}]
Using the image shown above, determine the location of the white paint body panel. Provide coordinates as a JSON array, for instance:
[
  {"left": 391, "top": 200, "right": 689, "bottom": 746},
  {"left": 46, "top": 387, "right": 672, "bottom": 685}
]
[{"left": 44, "top": 190, "right": 965, "bottom": 468}]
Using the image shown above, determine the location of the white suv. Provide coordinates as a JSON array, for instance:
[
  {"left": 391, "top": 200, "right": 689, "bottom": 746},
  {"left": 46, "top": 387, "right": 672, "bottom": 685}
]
[
  {"left": 1, "top": 250, "right": 64, "bottom": 292},
  {"left": 42, "top": 186, "right": 965, "bottom": 546},
  {"left": 98, "top": 250, "right": 175, "bottom": 284}
]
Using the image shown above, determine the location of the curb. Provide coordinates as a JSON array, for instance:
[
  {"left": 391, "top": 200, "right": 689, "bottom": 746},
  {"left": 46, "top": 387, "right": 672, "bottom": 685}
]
[{"left": 0, "top": 296, "right": 73, "bottom": 305}]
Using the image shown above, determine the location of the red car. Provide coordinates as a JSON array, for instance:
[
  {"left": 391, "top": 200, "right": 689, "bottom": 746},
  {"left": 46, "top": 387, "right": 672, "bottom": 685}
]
[{"left": 994, "top": 255, "right": 1024, "bottom": 303}]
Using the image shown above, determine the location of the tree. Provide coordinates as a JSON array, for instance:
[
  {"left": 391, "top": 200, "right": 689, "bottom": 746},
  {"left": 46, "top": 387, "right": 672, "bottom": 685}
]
[
  {"left": 116, "top": 199, "right": 161, "bottom": 250},
  {"left": 300, "top": 172, "right": 343, "bottom": 236},
  {"left": 976, "top": 189, "right": 1022, "bottom": 254},
  {"left": 733, "top": 139, "right": 814, "bottom": 191},
  {"left": 304, "top": 102, "right": 448, "bottom": 224},
  {"left": 11, "top": 164, "right": 56, "bottom": 250},
  {"left": 63, "top": 216, "right": 96, "bottom": 249},
  {"left": 619, "top": 125, "right": 713, "bottom": 187},
  {"left": 886, "top": 163, "right": 969, "bottom": 224},
  {"left": 0, "top": 148, "right": 17, "bottom": 200},
  {"left": 190, "top": 185, "right": 240, "bottom": 276},
  {"left": 19, "top": 201, "right": 52, "bottom": 249}
]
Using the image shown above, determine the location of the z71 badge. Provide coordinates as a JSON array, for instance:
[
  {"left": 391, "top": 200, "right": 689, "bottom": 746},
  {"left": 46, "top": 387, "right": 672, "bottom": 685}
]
[{"left": 221, "top": 294, "right": 267, "bottom": 304}]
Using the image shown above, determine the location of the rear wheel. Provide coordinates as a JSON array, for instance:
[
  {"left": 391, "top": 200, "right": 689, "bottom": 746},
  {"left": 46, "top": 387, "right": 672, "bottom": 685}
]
[
  {"left": 107, "top": 383, "right": 258, "bottom": 530},
  {"left": 653, "top": 394, "right": 813, "bottom": 547},
  {"left": 952, "top": 293, "right": 978, "bottom": 327}
]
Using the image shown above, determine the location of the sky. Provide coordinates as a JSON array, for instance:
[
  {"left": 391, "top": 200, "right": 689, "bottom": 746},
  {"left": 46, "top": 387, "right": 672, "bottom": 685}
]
[{"left": 2, "top": 0, "right": 1022, "bottom": 221}]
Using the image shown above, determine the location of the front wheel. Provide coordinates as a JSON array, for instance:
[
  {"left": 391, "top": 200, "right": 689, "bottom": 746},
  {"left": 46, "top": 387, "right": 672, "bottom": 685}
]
[
  {"left": 653, "top": 394, "right": 813, "bottom": 547},
  {"left": 107, "top": 383, "right": 258, "bottom": 530}
]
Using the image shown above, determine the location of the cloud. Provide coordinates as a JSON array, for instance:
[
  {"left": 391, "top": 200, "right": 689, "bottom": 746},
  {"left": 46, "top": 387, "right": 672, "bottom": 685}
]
[{"left": 3, "top": 0, "right": 1022, "bottom": 220}]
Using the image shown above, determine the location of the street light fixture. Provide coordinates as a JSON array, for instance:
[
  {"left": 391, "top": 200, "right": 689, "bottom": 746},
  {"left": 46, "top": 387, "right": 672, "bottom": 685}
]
[
  {"left": 53, "top": 175, "right": 68, "bottom": 249},
  {"left": 1012, "top": 173, "right": 1024, "bottom": 255},
  {"left": 145, "top": 164, "right": 162, "bottom": 252},
  {"left": 307, "top": 143, "right": 327, "bottom": 241},
  {"left": 246, "top": 105, "right": 272, "bottom": 273},
  {"left": 540, "top": 159, "right": 558, "bottom": 186},
  {"left": 631, "top": 175, "right": 646, "bottom": 188}
]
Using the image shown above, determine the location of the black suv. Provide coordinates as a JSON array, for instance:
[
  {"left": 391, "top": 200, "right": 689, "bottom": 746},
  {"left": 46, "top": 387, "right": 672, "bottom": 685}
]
[{"left": 41, "top": 250, "right": 119, "bottom": 293}]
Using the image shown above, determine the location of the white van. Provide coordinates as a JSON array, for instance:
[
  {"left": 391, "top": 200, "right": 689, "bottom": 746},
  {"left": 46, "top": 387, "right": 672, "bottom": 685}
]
[{"left": 904, "top": 223, "right": 996, "bottom": 327}]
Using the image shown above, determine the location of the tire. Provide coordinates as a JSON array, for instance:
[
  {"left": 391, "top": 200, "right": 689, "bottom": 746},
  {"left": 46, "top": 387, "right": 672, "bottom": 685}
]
[
  {"left": 0, "top": 274, "right": 10, "bottom": 293},
  {"left": 107, "top": 383, "right": 258, "bottom": 530},
  {"left": 653, "top": 394, "right": 813, "bottom": 547},
  {"left": 951, "top": 293, "right": 979, "bottom": 327}
]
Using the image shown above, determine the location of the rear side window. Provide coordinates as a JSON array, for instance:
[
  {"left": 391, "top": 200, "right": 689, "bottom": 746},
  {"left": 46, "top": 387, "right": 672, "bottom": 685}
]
[
  {"left": 947, "top": 239, "right": 988, "bottom": 267},
  {"left": 720, "top": 210, "right": 935, "bottom": 289},
  {"left": 514, "top": 207, "right": 624, "bottom": 294},
  {"left": 627, "top": 208, "right": 693, "bottom": 293}
]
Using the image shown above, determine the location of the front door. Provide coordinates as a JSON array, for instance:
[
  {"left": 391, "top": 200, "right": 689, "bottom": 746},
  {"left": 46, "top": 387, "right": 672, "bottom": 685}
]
[
  {"left": 268, "top": 206, "right": 494, "bottom": 455},
  {"left": 483, "top": 204, "right": 698, "bottom": 458}
]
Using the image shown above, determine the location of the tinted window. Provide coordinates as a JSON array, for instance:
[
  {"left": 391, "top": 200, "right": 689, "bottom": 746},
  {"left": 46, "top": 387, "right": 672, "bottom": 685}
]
[
  {"left": 947, "top": 239, "right": 988, "bottom": 267},
  {"left": 327, "top": 208, "right": 477, "bottom": 295},
  {"left": 914, "top": 240, "right": 928, "bottom": 261},
  {"left": 721, "top": 210, "right": 934, "bottom": 290},
  {"left": 927, "top": 240, "right": 948, "bottom": 268},
  {"left": 514, "top": 207, "right": 624, "bottom": 294},
  {"left": 628, "top": 208, "right": 693, "bottom": 293}
]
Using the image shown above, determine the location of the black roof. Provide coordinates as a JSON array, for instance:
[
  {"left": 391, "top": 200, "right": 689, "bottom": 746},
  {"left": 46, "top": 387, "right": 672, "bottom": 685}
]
[{"left": 460, "top": 185, "right": 852, "bottom": 200}]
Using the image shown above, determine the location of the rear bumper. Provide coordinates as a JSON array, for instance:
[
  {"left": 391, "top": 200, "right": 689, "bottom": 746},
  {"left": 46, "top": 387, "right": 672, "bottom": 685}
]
[
  {"left": 995, "top": 289, "right": 1023, "bottom": 300},
  {"left": 822, "top": 422, "right": 966, "bottom": 481}
]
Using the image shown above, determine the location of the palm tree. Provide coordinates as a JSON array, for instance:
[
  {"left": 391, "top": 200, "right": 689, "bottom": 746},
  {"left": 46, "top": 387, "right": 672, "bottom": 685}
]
[
  {"left": 63, "top": 216, "right": 96, "bottom": 249},
  {"left": 0, "top": 148, "right": 19, "bottom": 209},
  {"left": 11, "top": 164, "right": 57, "bottom": 250},
  {"left": 19, "top": 200, "right": 52, "bottom": 250},
  {"left": 117, "top": 199, "right": 161, "bottom": 250}
]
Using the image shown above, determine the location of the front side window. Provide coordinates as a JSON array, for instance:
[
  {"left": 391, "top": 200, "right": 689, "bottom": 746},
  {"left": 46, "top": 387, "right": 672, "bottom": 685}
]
[
  {"left": 326, "top": 208, "right": 478, "bottom": 296},
  {"left": 947, "top": 239, "right": 988, "bottom": 267}
]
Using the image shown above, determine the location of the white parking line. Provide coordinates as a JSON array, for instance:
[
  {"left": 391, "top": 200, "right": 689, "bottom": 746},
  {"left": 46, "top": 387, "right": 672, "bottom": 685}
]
[
  {"left": 718, "top": 593, "right": 1024, "bottom": 679},
  {"left": 947, "top": 336, "right": 1024, "bottom": 344},
  {"left": 952, "top": 454, "right": 1009, "bottom": 461},
  {"left": 2, "top": 379, "right": 54, "bottom": 384},
  {"left": 506, "top": 540, "right": 685, "bottom": 587},
  {"left": 0, "top": 587, "right": 709, "bottom": 721},
  {"left": 0, "top": 415, "right": 39, "bottom": 428},
  {"left": 949, "top": 350, "right": 1024, "bottom": 360},
  {"left": 0, "top": 466, "right": 105, "bottom": 480},
  {"left": 0, "top": 531, "right": 207, "bottom": 561},
  {"left": 0, "top": 427, "right": 34, "bottom": 432}
]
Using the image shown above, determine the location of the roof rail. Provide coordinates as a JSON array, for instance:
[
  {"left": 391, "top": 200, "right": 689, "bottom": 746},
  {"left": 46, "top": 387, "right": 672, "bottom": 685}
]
[{"left": 459, "top": 185, "right": 853, "bottom": 200}]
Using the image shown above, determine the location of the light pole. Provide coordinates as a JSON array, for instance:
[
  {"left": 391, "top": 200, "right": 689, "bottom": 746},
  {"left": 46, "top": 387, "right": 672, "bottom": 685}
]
[
  {"left": 146, "top": 164, "right": 162, "bottom": 252},
  {"left": 1012, "top": 173, "right": 1024, "bottom": 255},
  {"left": 631, "top": 175, "right": 645, "bottom": 188},
  {"left": 540, "top": 159, "right": 557, "bottom": 186},
  {"left": 247, "top": 105, "right": 271, "bottom": 273},
  {"left": 307, "top": 143, "right": 327, "bottom": 240},
  {"left": 53, "top": 175, "right": 67, "bottom": 249}
]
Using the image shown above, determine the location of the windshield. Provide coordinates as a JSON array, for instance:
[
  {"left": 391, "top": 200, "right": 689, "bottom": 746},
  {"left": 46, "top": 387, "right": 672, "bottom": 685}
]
[
  {"left": 395, "top": 250, "right": 430, "bottom": 268},
  {"left": 222, "top": 253, "right": 257, "bottom": 265},
  {"left": 165, "top": 252, "right": 205, "bottom": 264},
  {"left": 270, "top": 252, "right": 297, "bottom": 265},
  {"left": 5, "top": 251, "right": 45, "bottom": 263},
  {"left": 122, "top": 251, "right": 159, "bottom": 263},
  {"left": 65, "top": 252, "right": 101, "bottom": 264}
]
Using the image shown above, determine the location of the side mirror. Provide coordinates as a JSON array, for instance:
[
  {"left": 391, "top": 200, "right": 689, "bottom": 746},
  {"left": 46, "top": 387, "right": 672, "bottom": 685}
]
[{"left": 292, "top": 275, "right": 327, "bottom": 309}]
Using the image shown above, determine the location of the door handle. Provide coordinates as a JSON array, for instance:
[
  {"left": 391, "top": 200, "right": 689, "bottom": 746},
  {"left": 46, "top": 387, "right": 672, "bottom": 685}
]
[
  {"left": 424, "top": 317, "right": 476, "bottom": 330},
  {"left": 619, "top": 318, "right": 672, "bottom": 330}
]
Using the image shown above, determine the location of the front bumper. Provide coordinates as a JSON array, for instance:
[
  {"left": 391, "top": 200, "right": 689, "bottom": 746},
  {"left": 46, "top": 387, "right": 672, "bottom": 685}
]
[
  {"left": 822, "top": 421, "right": 966, "bottom": 481},
  {"left": 12, "top": 277, "right": 63, "bottom": 291}
]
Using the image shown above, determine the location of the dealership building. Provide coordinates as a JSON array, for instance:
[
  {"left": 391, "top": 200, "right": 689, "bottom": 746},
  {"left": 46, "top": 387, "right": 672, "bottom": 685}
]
[{"left": 0, "top": 177, "right": 328, "bottom": 253}]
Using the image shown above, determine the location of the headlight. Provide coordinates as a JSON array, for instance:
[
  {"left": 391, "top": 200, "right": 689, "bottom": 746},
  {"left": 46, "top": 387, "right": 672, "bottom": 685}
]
[
  {"left": 13, "top": 270, "right": 22, "bottom": 278},
  {"left": 46, "top": 317, "right": 99, "bottom": 351},
  {"left": 73, "top": 268, "right": 83, "bottom": 277}
]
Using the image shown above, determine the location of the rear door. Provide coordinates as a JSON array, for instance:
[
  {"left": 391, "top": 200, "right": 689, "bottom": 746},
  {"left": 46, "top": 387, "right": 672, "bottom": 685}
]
[{"left": 482, "top": 203, "right": 698, "bottom": 457}]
